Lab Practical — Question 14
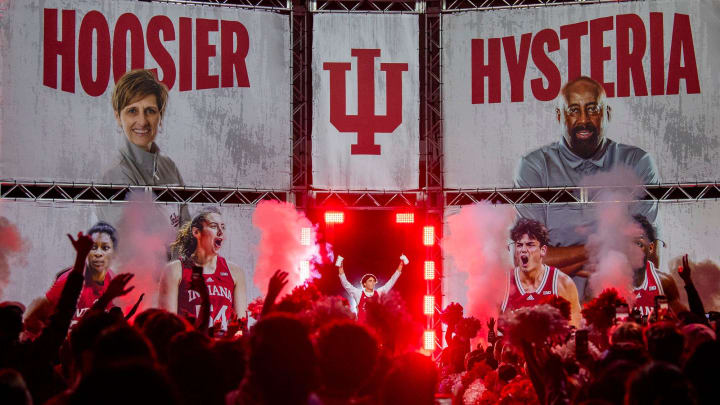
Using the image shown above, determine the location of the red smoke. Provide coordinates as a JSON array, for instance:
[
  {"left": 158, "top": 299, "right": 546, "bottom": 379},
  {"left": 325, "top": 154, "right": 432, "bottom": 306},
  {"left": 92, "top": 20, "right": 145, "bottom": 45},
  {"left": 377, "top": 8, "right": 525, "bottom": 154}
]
[
  {"left": 442, "top": 202, "right": 515, "bottom": 322},
  {"left": 0, "top": 215, "right": 26, "bottom": 299},
  {"left": 114, "top": 192, "right": 174, "bottom": 316},
  {"left": 252, "top": 201, "right": 318, "bottom": 296}
]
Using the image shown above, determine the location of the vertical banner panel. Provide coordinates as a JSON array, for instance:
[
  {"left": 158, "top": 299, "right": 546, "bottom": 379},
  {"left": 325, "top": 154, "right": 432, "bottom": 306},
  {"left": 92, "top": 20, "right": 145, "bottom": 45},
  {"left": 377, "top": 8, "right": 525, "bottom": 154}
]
[
  {"left": 1, "top": 0, "right": 290, "bottom": 189},
  {"left": 312, "top": 14, "right": 419, "bottom": 190},
  {"left": 443, "top": 0, "right": 720, "bottom": 188}
]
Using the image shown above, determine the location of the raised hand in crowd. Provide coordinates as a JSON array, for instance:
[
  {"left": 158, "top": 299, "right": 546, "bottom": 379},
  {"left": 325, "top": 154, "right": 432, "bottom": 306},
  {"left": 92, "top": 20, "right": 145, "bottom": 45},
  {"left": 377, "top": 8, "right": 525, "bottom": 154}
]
[
  {"left": 91, "top": 273, "right": 136, "bottom": 312},
  {"left": 261, "top": 269, "right": 289, "bottom": 317},
  {"left": 487, "top": 317, "right": 496, "bottom": 344},
  {"left": 679, "top": 253, "right": 707, "bottom": 322},
  {"left": 104, "top": 273, "right": 135, "bottom": 301},
  {"left": 67, "top": 232, "right": 93, "bottom": 273},
  {"left": 679, "top": 253, "right": 694, "bottom": 285}
]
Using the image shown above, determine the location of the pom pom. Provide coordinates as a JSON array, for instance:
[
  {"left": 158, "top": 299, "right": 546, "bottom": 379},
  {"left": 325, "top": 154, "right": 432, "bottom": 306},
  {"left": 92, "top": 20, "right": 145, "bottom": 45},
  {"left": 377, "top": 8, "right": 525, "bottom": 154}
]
[
  {"left": 275, "top": 281, "right": 322, "bottom": 314},
  {"left": 438, "top": 372, "right": 464, "bottom": 395},
  {"left": 456, "top": 316, "right": 483, "bottom": 340},
  {"left": 498, "top": 304, "right": 571, "bottom": 348},
  {"left": 441, "top": 303, "right": 464, "bottom": 327},
  {"left": 498, "top": 378, "right": 540, "bottom": 405},
  {"left": 247, "top": 297, "right": 264, "bottom": 320},
  {"left": 299, "top": 295, "right": 355, "bottom": 332},
  {"left": 539, "top": 295, "right": 572, "bottom": 320},
  {"left": 581, "top": 288, "right": 627, "bottom": 331},
  {"left": 364, "top": 291, "right": 423, "bottom": 354},
  {"left": 462, "top": 379, "right": 486, "bottom": 405},
  {"left": 478, "top": 389, "right": 500, "bottom": 405}
]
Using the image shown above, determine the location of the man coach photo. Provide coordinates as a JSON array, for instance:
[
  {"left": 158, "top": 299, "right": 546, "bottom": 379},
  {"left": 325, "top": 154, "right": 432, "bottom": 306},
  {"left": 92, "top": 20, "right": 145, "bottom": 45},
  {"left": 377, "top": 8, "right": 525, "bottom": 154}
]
[{"left": 513, "top": 76, "right": 660, "bottom": 300}]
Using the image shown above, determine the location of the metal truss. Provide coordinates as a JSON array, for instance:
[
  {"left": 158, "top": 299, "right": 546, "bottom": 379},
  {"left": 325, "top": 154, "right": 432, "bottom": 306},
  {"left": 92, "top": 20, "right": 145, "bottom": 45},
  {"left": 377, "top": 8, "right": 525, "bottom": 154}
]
[
  {"left": 442, "top": 0, "right": 622, "bottom": 12},
  {"left": 309, "top": 0, "right": 422, "bottom": 13},
  {"left": 151, "top": 0, "right": 292, "bottom": 11},
  {"left": 420, "top": 4, "right": 443, "bottom": 197},
  {"left": 445, "top": 183, "right": 720, "bottom": 206},
  {"left": 309, "top": 190, "right": 422, "bottom": 209},
  {"left": 0, "top": 182, "right": 287, "bottom": 206},
  {"left": 292, "top": 1, "right": 312, "bottom": 207}
]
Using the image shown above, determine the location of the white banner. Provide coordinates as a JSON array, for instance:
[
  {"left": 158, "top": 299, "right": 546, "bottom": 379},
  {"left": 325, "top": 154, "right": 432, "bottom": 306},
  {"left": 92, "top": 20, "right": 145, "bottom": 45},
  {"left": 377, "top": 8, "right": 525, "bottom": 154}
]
[
  {"left": 443, "top": 201, "right": 720, "bottom": 313},
  {"left": 443, "top": 0, "right": 720, "bottom": 189},
  {"left": 312, "top": 14, "right": 419, "bottom": 190},
  {"left": 0, "top": 201, "right": 262, "bottom": 310},
  {"left": 1, "top": 0, "right": 290, "bottom": 189}
]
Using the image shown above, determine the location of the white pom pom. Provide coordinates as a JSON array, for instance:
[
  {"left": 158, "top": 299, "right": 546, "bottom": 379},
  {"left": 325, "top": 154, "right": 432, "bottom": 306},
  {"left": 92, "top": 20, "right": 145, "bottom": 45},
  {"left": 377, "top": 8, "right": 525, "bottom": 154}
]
[{"left": 400, "top": 254, "right": 409, "bottom": 265}]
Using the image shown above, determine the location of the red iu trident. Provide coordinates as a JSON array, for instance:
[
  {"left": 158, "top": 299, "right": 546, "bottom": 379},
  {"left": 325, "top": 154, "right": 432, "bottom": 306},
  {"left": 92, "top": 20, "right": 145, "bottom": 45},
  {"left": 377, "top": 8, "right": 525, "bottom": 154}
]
[{"left": 323, "top": 49, "right": 408, "bottom": 155}]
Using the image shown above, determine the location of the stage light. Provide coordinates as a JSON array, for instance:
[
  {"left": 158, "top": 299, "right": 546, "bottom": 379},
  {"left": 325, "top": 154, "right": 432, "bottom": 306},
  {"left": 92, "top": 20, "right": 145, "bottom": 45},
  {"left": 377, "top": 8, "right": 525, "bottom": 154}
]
[
  {"left": 325, "top": 211, "right": 344, "bottom": 224},
  {"left": 424, "top": 261, "right": 435, "bottom": 280},
  {"left": 423, "top": 295, "right": 435, "bottom": 315},
  {"left": 299, "top": 260, "right": 310, "bottom": 282},
  {"left": 423, "top": 226, "right": 435, "bottom": 246},
  {"left": 423, "top": 330, "right": 435, "bottom": 351},
  {"left": 395, "top": 212, "right": 414, "bottom": 224},
  {"left": 300, "top": 227, "right": 311, "bottom": 246}
]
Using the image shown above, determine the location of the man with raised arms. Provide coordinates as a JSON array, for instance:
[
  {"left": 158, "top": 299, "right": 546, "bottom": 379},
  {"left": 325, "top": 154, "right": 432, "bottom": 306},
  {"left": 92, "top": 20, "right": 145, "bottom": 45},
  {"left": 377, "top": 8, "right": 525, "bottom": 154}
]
[
  {"left": 337, "top": 255, "right": 406, "bottom": 322},
  {"left": 501, "top": 218, "right": 582, "bottom": 328}
]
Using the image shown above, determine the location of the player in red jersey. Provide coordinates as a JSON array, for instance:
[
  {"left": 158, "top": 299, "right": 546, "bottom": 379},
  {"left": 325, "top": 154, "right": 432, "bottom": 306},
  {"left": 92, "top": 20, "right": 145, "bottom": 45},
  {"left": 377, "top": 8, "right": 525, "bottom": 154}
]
[
  {"left": 160, "top": 207, "right": 246, "bottom": 332},
  {"left": 25, "top": 222, "right": 131, "bottom": 329},
  {"left": 501, "top": 219, "right": 582, "bottom": 327},
  {"left": 628, "top": 215, "right": 685, "bottom": 316}
]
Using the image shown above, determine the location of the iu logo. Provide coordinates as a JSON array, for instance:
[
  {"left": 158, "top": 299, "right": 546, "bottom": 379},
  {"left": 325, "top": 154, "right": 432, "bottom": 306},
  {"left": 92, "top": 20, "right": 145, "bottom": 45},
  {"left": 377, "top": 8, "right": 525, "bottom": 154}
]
[{"left": 323, "top": 49, "right": 408, "bottom": 155}]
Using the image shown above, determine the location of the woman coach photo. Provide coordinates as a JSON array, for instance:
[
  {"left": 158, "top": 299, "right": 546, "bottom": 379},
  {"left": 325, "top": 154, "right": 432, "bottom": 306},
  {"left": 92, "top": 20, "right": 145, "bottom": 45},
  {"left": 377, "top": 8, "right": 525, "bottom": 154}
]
[{"left": 101, "top": 69, "right": 189, "bottom": 226}]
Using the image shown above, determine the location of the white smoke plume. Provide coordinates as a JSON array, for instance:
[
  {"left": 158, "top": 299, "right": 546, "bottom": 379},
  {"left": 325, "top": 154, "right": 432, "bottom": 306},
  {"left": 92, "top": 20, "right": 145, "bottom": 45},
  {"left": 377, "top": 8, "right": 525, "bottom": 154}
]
[
  {"left": 583, "top": 166, "right": 645, "bottom": 305},
  {"left": 114, "top": 191, "right": 175, "bottom": 314},
  {"left": 252, "top": 200, "right": 319, "bottom": 296},
  {"left": 442, "top": 202, "right": 516, "bottom": 322}
]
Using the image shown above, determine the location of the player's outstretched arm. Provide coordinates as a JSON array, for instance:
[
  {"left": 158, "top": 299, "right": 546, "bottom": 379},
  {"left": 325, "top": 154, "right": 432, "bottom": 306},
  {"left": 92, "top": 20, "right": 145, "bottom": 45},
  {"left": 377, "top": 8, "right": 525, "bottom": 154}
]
[
  {"left": 557, "top": 272, "right": 582, "bottom": 328},
  {"left": 545, "top": 246, "right": 589, "bottom": 277},
  {"left": 159, "top": 261, "right": 183, "bottom": 313}
]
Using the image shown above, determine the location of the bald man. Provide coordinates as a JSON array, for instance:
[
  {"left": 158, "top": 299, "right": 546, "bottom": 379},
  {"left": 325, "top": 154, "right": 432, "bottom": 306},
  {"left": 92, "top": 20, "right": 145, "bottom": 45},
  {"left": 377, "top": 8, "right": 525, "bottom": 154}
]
[{"left": 514, "top": 76, "right": 659, "bottom": 300}]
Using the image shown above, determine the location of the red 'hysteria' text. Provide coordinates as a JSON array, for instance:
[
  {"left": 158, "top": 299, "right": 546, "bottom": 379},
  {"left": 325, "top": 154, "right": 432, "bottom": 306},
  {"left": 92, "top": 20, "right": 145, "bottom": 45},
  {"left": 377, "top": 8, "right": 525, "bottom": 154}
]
[
  {"left": 43, "top": 9, "right": 250, "bottom": 96},
  {"left": 472, "top": 13, "right": 700, "bottom": 103}
]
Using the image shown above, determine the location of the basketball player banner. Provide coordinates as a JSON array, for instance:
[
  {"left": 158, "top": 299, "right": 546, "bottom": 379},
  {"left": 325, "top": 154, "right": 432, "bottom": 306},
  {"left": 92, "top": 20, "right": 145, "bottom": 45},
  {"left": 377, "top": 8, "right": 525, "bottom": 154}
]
[
  {"left": 311, "top": 14, "right": 420, "bottom": 190},
  {"left": 443, "top": 0, "right": 720, "bottom": 189},
  {"left": 442, "top": 200, "right": 720, "bottom": 320},
  {"left": 0, "top": 200, "right": 262, "bottom": 316},
  {"left": 0, "top": 0, "right": 291, "bottom": 189}
]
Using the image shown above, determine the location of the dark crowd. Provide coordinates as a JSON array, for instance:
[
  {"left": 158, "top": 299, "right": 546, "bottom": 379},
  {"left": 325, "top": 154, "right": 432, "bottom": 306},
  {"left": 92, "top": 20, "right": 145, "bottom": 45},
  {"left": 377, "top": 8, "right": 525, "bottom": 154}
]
[{"left": 0, "top": 228, "right": 718, "bottom": 405}]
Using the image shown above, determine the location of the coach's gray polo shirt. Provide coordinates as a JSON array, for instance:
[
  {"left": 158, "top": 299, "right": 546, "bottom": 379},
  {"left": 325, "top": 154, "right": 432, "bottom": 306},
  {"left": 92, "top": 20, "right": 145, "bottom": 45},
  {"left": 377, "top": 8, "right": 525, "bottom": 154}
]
[{"left": 513, "top": 138, "right": 659, "bottom": 247}]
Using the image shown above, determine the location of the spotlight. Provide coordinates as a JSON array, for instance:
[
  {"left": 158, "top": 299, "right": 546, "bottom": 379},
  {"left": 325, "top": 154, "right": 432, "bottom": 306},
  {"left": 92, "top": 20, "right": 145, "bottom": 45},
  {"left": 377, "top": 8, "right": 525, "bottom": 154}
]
[
  {"left": 300, "top": 227, "right": 311, "bottom": 246},
  {"left": 395, "top": 212, "right": 414, "bottom": 224},
  {"left": 423, "top": 295, "right": 435, "bottom": 315},
  {"left": 423, "top": 330, "right": 435, "bottom": 351},
  {"left": 299, "top": 260, "right": 310, "bottom": 282},
  {"left": 424, "top": 261, "right": 435, "bottom": 280},
  {"left": 423, "top": 226, "right": 435, "bottom": 246},
  {"left": 325, "top": 211, "right": 344, "bottom": 224}
]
